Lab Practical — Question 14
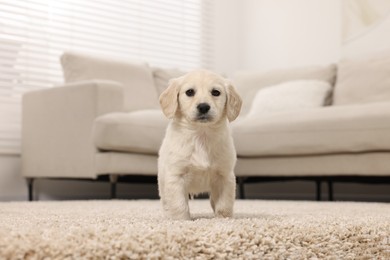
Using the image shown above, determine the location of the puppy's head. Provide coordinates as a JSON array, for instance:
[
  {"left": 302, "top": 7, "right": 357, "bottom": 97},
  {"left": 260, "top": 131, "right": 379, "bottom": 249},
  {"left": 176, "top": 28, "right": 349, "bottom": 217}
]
[{"left": 159, "top": 69, "right": 242, "bottom": 124}]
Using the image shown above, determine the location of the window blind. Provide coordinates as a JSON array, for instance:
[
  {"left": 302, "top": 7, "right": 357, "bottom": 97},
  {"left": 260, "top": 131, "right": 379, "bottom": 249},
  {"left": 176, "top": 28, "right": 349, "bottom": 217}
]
[{"left": 0, "top": 0, "right": 214, "bottom": 154}]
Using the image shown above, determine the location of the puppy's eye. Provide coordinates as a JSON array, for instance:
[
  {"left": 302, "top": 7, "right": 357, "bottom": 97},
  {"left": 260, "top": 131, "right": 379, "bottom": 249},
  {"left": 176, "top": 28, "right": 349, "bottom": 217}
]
[
  {"left": 185, "top": 89, "right": 195, "bottom": 97},
  {"left": 211, "top": 89, "right": 221, "bottom": 97}
]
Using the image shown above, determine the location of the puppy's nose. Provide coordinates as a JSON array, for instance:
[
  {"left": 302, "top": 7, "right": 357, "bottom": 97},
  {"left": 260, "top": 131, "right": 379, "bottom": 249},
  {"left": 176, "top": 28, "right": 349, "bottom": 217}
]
[{"left": 197, "top": 103, "right": 210, "bottom": 114}]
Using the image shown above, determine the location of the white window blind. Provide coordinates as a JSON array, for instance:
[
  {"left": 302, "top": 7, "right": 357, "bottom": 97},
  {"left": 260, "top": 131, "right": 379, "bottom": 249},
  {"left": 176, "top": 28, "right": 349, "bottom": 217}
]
[{"left": 0, "top": 0, "right": 214, "bottom": 155}]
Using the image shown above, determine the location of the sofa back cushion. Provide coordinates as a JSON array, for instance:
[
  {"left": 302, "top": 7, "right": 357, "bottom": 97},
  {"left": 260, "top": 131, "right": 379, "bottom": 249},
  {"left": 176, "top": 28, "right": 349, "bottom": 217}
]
[
  {"left": 333, "top": 50, "right": 390, "bottom": 105},
  {"left": 233, "top": 64, "right": 337, "bottom": 116},
  {"left": 152, "top": 67, "right": 187, "bottom": 96},
  {"left": 61, "top": 52, "right": 159, "bottom": 111}
]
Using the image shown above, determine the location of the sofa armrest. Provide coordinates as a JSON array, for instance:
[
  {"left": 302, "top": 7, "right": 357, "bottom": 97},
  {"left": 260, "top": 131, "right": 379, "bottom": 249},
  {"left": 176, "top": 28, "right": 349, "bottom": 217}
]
[{"left": 22, "top": 80, "right": 124, "bottom": 179}]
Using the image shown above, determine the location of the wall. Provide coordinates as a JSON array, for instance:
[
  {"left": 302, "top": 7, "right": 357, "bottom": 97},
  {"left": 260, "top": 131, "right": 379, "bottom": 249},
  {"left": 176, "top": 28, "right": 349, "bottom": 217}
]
[
  {"left": 213, "top": 0, "right": 390, "bottom": 74},
  {"left": 342, "top": 10, "right": 390, "bottom": 58},
  {"left": 214, "top": 0, "right": 342, "bottom": 74},
  {"left": 0, "top": 155, "right": 26, "bottom": 201},
  {"left": 213, "top": 0, "right": 242, "bottom": 76}
]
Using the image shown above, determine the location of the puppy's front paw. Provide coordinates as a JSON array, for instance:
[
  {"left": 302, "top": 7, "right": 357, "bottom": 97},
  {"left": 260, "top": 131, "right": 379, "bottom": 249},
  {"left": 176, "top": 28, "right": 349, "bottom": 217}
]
[
  {"left": 162, "top": 200, "right": 191, "bottom": 220},
  {"left": 164, "top": 210, "right": 191, "bottom": 221},
  {"left": 215, "top": 208, "right": 233, "bottom": 218}
]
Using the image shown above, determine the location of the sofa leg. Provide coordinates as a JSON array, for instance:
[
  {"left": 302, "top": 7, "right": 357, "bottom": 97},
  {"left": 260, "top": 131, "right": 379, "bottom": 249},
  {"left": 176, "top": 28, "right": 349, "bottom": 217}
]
[
  {"left": 109, "top": 174, "right": 118, "bottom": 199},
  {"left": 316, "top": 180, "right": 321, "bottom": 201},
  {"left": 238, "top": 177, "right": 246, "bottom": 199},
  {"left": 328, "top": 180, "right": 334, "bottom": 201},
  {"left": 26, "top": 178, "right": 34, "bottom": 201}
]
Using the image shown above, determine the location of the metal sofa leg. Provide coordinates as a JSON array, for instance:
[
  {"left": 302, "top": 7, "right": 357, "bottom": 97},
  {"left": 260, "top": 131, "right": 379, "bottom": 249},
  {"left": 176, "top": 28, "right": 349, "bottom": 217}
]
[
  {"left": 316, "top": 180, "right": 321, "bottom": 201},
  {"left": 26, "top": 178, "right": 34, "bottom": 201},
  {"left": 238, "top": 177, "right": 246, "bottom": 199},
  {"left": 109, "top": 174, "right": 118, "bottom": 199},
  {"left": 328, "top": 180, "right": 334, "bottom": 201}
]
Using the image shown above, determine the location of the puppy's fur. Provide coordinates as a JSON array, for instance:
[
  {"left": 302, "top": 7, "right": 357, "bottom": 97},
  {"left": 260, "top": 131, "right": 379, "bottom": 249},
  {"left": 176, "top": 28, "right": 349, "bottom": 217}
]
[{"left": 158, "top": 69, "right": 242, "bottom": 220}]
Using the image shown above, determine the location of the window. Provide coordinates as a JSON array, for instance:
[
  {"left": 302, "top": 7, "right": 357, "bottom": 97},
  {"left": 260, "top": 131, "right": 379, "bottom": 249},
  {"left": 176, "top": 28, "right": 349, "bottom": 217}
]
[{"left": 0, "top": 0, "right": 214, "bottom": 154}]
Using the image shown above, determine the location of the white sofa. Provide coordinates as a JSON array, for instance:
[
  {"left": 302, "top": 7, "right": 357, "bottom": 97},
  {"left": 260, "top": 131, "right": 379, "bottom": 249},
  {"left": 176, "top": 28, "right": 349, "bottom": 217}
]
[{"left": 22, "top": 51, "right": 390, "bottom": 200}]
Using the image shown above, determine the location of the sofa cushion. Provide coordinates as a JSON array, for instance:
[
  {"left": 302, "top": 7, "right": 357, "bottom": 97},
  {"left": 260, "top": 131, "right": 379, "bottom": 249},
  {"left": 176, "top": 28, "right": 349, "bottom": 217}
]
[
  {"left": 93, "top": 110, "right": 168, "bottom": 154},
  {"left": 233, "top": 64, "right": 337, "bottom": 116},
  {"left": 232, "top": 102, "right": 390, "bottom": 157},
  {"left": 61, "top": 52, "right": 159, "bottom": 112},
  {"left": 333, "top": 50, "right": 390, "bottom": 105},
  {"left": 152, "top": 67, "right": 186, "bottom": 96},
  {"left": 247, "top": 80, "right": 331, "bottom": 117}
]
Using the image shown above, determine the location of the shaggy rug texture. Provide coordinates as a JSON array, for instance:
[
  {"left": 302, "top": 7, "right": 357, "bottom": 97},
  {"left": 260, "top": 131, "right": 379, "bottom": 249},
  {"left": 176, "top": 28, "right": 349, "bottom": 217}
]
[{"left": 0, "top": 200, "right": 389, "bottom": 259}]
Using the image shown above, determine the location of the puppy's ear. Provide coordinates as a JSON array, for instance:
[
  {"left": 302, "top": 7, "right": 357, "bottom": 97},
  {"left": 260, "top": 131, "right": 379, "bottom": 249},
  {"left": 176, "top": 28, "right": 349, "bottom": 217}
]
[
  {"left": 159, "top": 78, "right": 180, "bottom": 119},
  {"left": 226, "top": 82, "right": 242, "bottom": 122}
]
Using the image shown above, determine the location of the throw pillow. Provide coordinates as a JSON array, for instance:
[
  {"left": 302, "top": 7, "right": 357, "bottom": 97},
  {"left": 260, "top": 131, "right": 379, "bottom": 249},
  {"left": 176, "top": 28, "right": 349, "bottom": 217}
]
[
  {"left": 246, "top": 80, "right": 332, "bottom": 117},
  {"left": 233, "top": 64, "right": 336, "bottom": 116}
]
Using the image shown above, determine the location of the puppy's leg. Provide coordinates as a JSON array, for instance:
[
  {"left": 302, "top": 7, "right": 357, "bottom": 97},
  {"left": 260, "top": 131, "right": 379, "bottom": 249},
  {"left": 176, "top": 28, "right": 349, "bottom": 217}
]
[
  {"left": 158, "top": 171, "right": 167, "bottom": 209},
  {"left": 162, "top": 173, "right": 190, "bottom": 220},
  {"left": 210, "top": 172, "right": 236, "bottom": 218},
  {"left": 210, "top": 197, "right": 215, "bottom": 213}
]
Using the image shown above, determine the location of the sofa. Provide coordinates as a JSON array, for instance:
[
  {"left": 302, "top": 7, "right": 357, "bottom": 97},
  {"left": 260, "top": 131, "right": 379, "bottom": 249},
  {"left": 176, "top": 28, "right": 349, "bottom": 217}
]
[{"left": 22, "top": 51, "right": 390, "bottom": 201}]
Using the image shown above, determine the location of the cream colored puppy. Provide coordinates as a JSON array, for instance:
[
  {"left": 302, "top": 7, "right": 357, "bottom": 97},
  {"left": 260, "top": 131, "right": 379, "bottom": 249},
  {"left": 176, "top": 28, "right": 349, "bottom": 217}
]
[{"left": 158, "top": 69, "right": 242, "bottom": 220}]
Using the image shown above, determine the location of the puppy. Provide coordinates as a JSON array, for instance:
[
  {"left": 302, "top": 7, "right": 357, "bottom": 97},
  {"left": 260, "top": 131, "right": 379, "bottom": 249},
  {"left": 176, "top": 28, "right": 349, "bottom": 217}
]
[{"left": 158, "top": 69, "right": 242, "bottom": 220}]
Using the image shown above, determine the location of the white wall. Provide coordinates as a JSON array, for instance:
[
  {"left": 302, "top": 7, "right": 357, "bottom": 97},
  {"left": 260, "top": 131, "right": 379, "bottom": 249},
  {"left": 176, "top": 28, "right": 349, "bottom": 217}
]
[
  {"left": 214, "top": 0, "right": 342, "bottom": 75},
  {"left": 0, "top": 155, "right": 26, "bottom": 201},
  {"left": 241, "top": 0, "right": 341, "bottom": 71},
  {"left": 213, "top": 0, "right": 242, "bottom": 76},
  {"left": 342, "top": 12, "right": 390, "bottom": 58},
  {"left": 213, "top": 0, "right": 390, "bottom": 74}
]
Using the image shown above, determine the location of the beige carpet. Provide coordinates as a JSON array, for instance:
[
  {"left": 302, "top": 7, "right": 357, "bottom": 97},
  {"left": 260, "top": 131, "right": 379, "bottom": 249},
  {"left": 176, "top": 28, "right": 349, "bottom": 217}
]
[{"left": 0, "top": 200, "right": 389, "bottom": 259}]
